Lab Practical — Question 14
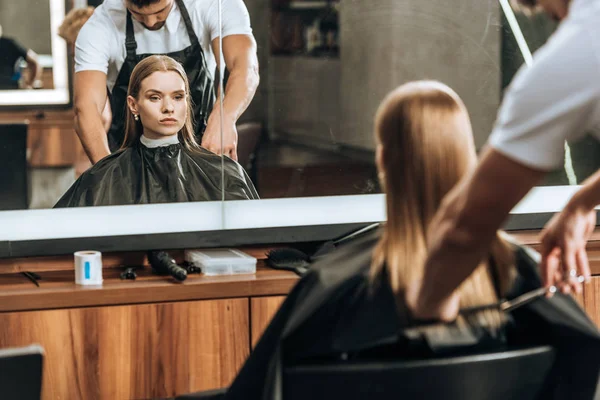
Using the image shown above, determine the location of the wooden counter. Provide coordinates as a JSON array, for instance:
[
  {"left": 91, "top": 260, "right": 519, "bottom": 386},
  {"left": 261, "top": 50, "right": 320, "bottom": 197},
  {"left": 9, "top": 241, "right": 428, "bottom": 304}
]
[
  {"left": 2, "top": 231, "right": 600, "bottom": 399},
  {"left": 0, "top": 259, "right": 296, "bottom": 399}
]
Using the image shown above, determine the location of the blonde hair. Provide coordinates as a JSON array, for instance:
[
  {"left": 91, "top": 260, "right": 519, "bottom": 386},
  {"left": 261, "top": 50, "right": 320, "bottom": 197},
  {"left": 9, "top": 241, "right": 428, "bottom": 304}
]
[
  {"left": 371, "top": 81, "right": 515, "bottom": 329},
  {"left": 58, "top": 7, "right": 95, "bottom": 44},
  {"left": 121, "top": 55, "right": 198, "bottom": 151}
]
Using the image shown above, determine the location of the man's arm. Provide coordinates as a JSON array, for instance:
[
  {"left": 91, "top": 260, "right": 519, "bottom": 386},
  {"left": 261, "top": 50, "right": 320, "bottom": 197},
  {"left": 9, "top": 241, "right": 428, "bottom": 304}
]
[
  {"left": 73, "top": 70, "right": 111, "bottom": 164},
  {"left": 202, "top": 34, "right": 259, "bottom": 160},
  {"left": 23, "top": 50, "right": 41, "bottom": 88},
  {"left": 409, "top": 147, "right": 545, "bottom": 321}
]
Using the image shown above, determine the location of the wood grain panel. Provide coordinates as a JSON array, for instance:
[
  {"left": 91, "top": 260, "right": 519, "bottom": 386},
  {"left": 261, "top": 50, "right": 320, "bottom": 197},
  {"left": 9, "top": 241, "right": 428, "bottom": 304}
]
[
  {"left": 0, "top": 266, "right": 297, "bottom": 312},
  {"left": 584, "top": 277, "right": 600, "bottom": 328},
  {"left": 0, "top": 298, "right": 250, "bottom": 399},
  {"left": 0, "top": 246, "right": 282, "bottom": 274},
  {"left": 0, "top": 108, "right": 86, "bottom": 167},
  {"left": 251, "top": 296, "right": 286, "bottom": 348}
]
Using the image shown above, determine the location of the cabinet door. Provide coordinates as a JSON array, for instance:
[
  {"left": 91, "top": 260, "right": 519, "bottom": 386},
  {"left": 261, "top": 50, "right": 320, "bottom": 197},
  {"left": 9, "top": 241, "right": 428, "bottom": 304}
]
[
  {"left": 0, "top": 298, "right": 249, "bottom": 399},
  {"left": 251, "top": 296, "right": 286, "bottom": 348},
  {"left": 584, "top": 277, "right": 600, "bottom": 328}
]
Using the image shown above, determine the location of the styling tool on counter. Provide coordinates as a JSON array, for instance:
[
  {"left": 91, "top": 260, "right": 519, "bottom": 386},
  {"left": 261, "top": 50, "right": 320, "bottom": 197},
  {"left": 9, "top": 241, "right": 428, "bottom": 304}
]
[
  {"left": 181, "top": 261, "right": 202, "bottom": 274},
  {"left": 265, "top": 248, "right": 310, "bottom": 276},
  {"left": 265, "top": 223, "right": 381, "bottom": 275},
  {"left": 185, "top": 249, "right": 257, "bottom": 276},
  {"left": 74, "top": 250, "right": 103, "bottom": 285},
  {"left": 119, "top": 267, "right": 137, "bottom": 280},
  {"left": 21, "top": 271, "right": 41, "bottom": 287},
  {"left": 147, "top": 251, "right": 187, "bottom": 282}
]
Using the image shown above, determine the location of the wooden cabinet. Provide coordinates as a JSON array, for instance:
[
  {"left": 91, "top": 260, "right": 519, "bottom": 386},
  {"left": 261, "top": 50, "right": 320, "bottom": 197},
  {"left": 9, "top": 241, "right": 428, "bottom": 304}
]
[
  {"left": 251, "top": 296, "right": 286, "bottom": 348},
  {"left": 584, "top": 277, "right": 600, "bottom": 328},
  {"left": 0, "top": 298, "right": 250, "bottom": 399},
  {"left": 0, "top": 109, "right": 87, "bottom": 168}
]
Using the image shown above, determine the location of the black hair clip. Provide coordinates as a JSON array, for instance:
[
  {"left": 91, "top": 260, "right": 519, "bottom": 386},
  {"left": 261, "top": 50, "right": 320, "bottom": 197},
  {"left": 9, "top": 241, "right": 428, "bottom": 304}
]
[
  {"left": 21, "top": 271, "right": 41, "bottom": 287},
  {"left": 120, "top": 267, "right": 137, "bottom": 280},
  {"left": 182, "top": 261, "right": 201, "bottom": 274}
]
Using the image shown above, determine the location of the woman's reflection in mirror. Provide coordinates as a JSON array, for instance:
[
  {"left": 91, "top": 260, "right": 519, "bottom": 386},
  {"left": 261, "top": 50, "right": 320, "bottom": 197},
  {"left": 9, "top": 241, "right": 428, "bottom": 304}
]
[{"left": 54, "top": 55, "right": 257, "bottom": 208}]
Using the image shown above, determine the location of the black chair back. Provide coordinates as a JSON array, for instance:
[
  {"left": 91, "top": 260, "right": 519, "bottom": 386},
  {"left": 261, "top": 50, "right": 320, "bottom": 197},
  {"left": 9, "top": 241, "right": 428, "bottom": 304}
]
[
  {"left": 0, "top": 123, "right": 28, "bottom": 210},
  {"left": 283, "top": 345, "right": 555, "bottom": 400},
  {"left": 0, "top": 344, "right": 44, "bottom": 400}
]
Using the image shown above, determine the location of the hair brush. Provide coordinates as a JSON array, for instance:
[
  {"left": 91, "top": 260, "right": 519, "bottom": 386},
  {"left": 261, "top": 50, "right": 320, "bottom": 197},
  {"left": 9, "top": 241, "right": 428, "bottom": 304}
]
[{"left": 265, "top": 223, "right": 381, "bottom": 276}]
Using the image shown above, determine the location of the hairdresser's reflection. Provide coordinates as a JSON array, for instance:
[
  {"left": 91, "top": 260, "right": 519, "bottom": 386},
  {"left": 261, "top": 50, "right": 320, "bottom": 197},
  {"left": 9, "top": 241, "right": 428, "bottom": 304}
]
[
  {"left": 215, "top": 81, "right": 600, "bottom": 400},
  {"left": 55, "top": 55, "right": 257, "bottom": 208},
  {"left": 0, "top": 24, "right": 42, "bottom": 90}
]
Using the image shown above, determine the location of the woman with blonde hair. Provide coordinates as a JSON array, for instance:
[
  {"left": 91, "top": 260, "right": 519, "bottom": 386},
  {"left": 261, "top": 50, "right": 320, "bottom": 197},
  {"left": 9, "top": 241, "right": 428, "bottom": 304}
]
[
  {"left": 55, "top": 55, "right": 257, "bottom": 207},
  {"left": 173, "top": 79, "right": 600, "bottom": 400},
  {"left": 197, "top": 80, "right": 585, "bottom": 400}
]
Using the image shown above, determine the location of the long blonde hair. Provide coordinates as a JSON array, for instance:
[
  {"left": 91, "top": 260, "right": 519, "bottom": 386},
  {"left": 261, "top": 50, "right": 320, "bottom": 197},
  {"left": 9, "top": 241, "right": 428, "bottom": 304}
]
[
  {"left": 371, "top": 81, "right": 515, "bottom": 329},
  {"left": 121, "top": 55, "right": 198, "bottom": 151}
]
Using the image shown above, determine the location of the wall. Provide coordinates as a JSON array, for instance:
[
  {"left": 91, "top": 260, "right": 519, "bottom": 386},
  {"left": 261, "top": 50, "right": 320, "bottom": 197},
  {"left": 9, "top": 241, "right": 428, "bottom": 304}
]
[
  {"left": 339, "top": 0, "right": 502, "bottom": 150},
  {"left": 0, "top": 0, "right": 53, "bottom": 54}
]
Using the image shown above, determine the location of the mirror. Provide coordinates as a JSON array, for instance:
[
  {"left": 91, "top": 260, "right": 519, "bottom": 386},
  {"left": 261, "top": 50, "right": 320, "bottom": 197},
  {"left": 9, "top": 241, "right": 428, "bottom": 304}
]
[
  {"left": 0, "top": 0, "right": 70, "bottom": 106},
  {"left": 222, "top": 0, "right": 501, "bottom": 202},
  {"left": 218, "top": 0, "right": 600, "bottom": 227},
  {"left": 501, "top": 0, "right": 600, "bottom": 185},
  {"left": 0, "top": 0, "right": 232, "bottom": 212},
  {"left": 0, "top": 0, "right": 593, "bottom": 259}
]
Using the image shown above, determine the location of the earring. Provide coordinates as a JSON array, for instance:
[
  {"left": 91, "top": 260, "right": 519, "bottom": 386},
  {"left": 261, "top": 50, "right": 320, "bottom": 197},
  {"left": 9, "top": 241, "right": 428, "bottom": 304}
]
[{"left": 133, "top": 114, "right": 139, "bottom": 121}]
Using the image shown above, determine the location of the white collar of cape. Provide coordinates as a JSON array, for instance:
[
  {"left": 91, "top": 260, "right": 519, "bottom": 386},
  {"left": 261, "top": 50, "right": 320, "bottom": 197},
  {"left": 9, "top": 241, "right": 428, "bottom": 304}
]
[{"left": 140, "top": 134, "right": 180, "bottom": 148}]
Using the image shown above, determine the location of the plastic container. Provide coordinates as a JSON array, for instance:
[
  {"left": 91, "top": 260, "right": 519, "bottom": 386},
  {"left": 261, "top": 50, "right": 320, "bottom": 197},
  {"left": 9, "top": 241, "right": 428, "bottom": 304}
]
[{"left": 184, "top": 249, "right": 257, "bottom": 276}]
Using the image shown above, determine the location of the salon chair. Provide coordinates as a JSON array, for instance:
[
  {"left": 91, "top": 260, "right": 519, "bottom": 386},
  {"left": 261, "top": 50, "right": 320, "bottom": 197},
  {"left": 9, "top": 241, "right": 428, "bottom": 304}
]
[
  {"left": 176, "top": 345, "right": 555, "bottom": 400},
  {"left": 0, "top": 344, "right": 45, "bottom": 400},
  {"left": 236, "top": 122, "right": 263, "bottom": 188},
  {"left": 0, "top": 123, "right": 29, "bottom": 210}
]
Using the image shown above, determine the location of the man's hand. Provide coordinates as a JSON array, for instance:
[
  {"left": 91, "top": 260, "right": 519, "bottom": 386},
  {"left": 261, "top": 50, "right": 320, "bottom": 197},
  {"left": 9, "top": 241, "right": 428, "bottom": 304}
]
[
  {"left": 207, "top": 34, "right": 259, "bottom": 161},
  {"left": 540, "top": 201, "right": 595, "bottom": 295},
  {"left": 201, "top": 113, "right": 238, "bottom": 160}
]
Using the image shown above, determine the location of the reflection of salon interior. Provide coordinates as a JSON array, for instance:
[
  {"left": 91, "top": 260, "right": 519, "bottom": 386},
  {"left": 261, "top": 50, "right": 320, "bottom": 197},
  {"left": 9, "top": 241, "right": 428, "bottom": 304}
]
[
  {"left": 0, "top": 0, "right": 79, "bottom": 211},
  {"left": 242, "top": 0, "right": 381, "bottom": 199},
  {"left": 5, "top": 1, "right": 600, "bottom": 399}
]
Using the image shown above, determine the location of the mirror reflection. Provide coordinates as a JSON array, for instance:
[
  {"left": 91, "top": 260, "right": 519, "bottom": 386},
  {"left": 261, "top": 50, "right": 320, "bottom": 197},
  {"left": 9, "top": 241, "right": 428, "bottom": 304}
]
[
  {"left": 0, "top": 3, "right": 50, "bottom": 90},
  {"left": 55, "top": 54, "right": 257, "bottom": 207},
  {"left": 220, "top": 0, "right": 600, "bottom": 203},
  {"left": 0, "top": 0, "right": 261, "bottom": 211},
  {"left": 0, "top": 0, "right": 70, "bottom": 105}
]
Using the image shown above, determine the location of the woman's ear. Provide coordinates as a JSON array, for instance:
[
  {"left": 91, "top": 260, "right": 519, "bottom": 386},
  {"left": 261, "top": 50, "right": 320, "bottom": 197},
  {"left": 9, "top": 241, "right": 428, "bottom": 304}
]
[{"left": 126, "top": 95, "right": 138, "bottom": 116}]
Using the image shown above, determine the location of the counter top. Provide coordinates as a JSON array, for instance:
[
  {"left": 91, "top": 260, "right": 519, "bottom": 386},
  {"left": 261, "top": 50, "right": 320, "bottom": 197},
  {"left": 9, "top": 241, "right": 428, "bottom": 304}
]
[{"left": 0, "top": 262, "right": 298, "bottom": 312}]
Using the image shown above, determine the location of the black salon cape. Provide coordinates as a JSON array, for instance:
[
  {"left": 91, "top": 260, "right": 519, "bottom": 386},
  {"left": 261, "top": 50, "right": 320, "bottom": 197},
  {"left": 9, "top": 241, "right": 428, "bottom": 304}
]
[
  {"left": 217, "top": 231, "right": 600, "bottom": 400},
  {"left": 54, "top": 141, "right": 258, "bottom": 207}
]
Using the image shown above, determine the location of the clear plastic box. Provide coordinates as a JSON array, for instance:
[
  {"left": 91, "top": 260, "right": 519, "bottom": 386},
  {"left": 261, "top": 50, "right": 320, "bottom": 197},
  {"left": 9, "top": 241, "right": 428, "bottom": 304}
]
[{"left": 184, "top": 248, "right": 257, "bottom": 276}]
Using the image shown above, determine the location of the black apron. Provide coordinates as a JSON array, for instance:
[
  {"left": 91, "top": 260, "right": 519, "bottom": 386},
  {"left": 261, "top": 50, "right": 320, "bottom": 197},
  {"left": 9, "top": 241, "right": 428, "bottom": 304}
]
[{"left": 107, "top": 0, "right": 215, "bottom": 152}]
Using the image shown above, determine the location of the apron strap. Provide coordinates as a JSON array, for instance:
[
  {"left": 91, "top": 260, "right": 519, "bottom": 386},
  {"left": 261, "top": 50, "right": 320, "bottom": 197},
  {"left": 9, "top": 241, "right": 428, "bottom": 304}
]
[
  {"left": 175, "top": 0, "right": 201, "bottom": 47},
  {"left": 125, "top": 11, "right": 138, "bottom": 57}
]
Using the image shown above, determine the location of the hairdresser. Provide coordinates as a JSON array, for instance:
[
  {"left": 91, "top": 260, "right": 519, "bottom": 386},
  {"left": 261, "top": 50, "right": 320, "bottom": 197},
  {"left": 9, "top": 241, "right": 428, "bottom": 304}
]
[
  {"left": 408, "top": 0, "right": 600, "bottom": 321},
  {"left": 73, "top": 0, "right": 259, "bottom": 163}
]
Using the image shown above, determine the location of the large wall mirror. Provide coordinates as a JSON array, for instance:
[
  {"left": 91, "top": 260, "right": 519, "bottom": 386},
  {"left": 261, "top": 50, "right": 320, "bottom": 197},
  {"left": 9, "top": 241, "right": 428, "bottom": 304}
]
[
  {"left": 0, "top": 0, "right": 70, "bottom": 106},
  {"left": 0, "top": 0, "right": 596, "bottom": 258},
  {"left": 218, "top": 0, "right": 600, "bottom": 230}
]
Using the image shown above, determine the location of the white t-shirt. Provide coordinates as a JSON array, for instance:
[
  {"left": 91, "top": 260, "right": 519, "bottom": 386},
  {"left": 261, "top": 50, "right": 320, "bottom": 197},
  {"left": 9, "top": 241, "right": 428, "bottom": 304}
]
[
  {"left": 74, "top": 0, "right": 252, "bottom": 92},
  {"left": 489, "top": 0, "right": 600, "bottom": 170}
]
